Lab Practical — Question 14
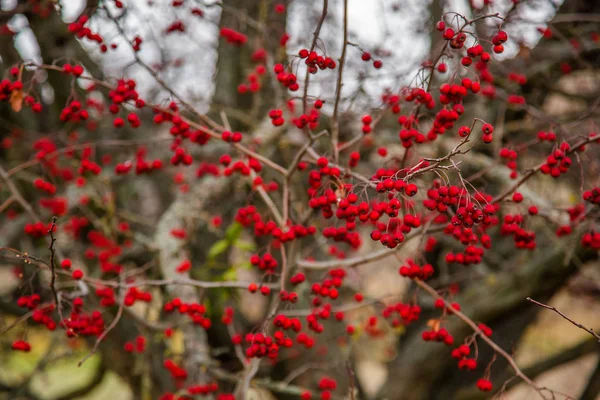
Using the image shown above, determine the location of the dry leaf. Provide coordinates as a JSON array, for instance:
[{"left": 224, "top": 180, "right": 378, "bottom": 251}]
[
  {"left": 426, "top": 318, "right": 440, "bottom": 332},
  {"left": 10, "top": 90, "right": 23, "bottom": 112}
]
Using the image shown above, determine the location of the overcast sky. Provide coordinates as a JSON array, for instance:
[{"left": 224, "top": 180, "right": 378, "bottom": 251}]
[{"left": 3, "top": 0, "right": 562, "bottom": 112}]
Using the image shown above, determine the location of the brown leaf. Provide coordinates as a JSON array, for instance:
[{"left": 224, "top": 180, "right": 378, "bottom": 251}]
[
  {"left": 10, "top": 90, "right": 23, "bottom": 112},
  {"left": 517, "top": 45, "right": 531, "bottom": 60},
  {"left": 426, "top": 318, "right": 441, "bottom": 332}
]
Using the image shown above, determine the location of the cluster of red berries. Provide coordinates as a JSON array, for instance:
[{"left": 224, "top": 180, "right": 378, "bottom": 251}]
[
  {"left": 268, "top": 109, "right": 284, "bottom": 126},
  {"left": 422, "top": 327, "right": 454, "bottom": 345},
  {"left": 370, "top": 215, "right": 415, "bottom": 249},
  {"left": 176, "top": 259, "right": 192, "bottom": 273},
  {"left": 382, "top": 302, "right": 422, "bottom": 327},
  {"left": 399, "top": 127, "right": 428, "bottom": 147},
  {"left": 164, "top": 359, "right": 188, "bottom": 382},
  {"left": 250, "top": 252, "right": 279, "bottom": 273},
  {"left": 375, "top": 178, "right": 417, "bottom": 196},
  {"left": 399, "top": 259, "right": 435, "bottom": 280},
  {"left": 170, "top": 146, "right": 193, "bottom": 166},
  {"left": 279, "top": 290, "right": 299, "bottom": 303},
  {"left": 17, "top": 294, "right": 42, "bottom": 309},
  {"left": 434, "top": 298, "right": 461, "bottom": 314},
  {"left": 223, "top": 159, "right": 256, "bottom": 176},
  {"left": 164, "top": 298, "right": 212, "bottom": 329},
  {"left": 298, "top": 49, "right": 336, "bottom": 73},
  {"left": 292, "top": 108, "right": 320, "bottom": 129},
  {"left": 220, "top": 27, "right": 247, "bottom": 45},
  {"left": 166, "top": 20, "right": 185, "bottom": 34},
  {"left": 62, "top": 63, "right": 84, "bottom": 76},
  {"left": 451, "top": 344, "right": 471, "bottom": 360},
  {"left": 124, "top": 287, "right": 153, "bottom": 306},
  {"left": 310, "top": 269, "right": 346, "bottom": 302},
  {"left": 31, "top": 304, "right": 57, "bottom": 330},
  {"left": 12, "top": 340, "right": 32, "bottom": 352},
  {"left": 96, "top": 287, "right": 117, "bottom": 307},
  {"left": 436, "top": 20, "right": 468, "bottom": 49},
  {"left": 316, "top": 377, "right": 337, "bottom": 400},
  {"left": 60, "top": 100, "right": 89, "bottom": 123},
  {"left": 78, "top": 158, "right": 102, "bottom": 176},
  {"left": 439, "top": 83, "right": 468, "bottom": 104},
  {"left": 39, "top": 197, "right": 68, "bottom": 216},
  {"left": 582, "top": 231, "right": 600, "bottom": 249},
  {"left": 360, "top": 51, "right": 383, "bottom": 69},
  {"left": 476, "top": 378, "right": 493, "bottom": 392},
  {"left": 537, "top": 131, "right": 557, "bottom": 141},
  {"left": 235, "top": 205, "right": 316, "bottom": 243},
  {"left": 499, "top": 147, "right": 519, "bottom": 179},
  {"left": 427, "top": 106, "right": 463, "bottom": 141},
  {"left": 463, "top": 44, "right": 488, "bottom": 67},
  {"left": 274, "top": 63, "right": 299, "bottom": 91},
  {"left": 196, "top": 162, "right": 220, "bottom": 178},
  {"left": 491, "top": 30, "right": 509, "bottom": 54},
  {"left": 221, "top": 130, "right": 243, "bottom": 143},
  {"left": 508, "top": 72, "right": 527, "bottom": 85},
  {"left": 84, "top": 230, "right": 126, "bottom": 274},
  {"left": 500, "top": 214, "right": 536, "bottom": 249},
  {"left": 481, "top": 123, "right": 494, "bottom": 143},
  {"left": 451, "top": 203, "right": 495, "bottom": 229},
  {"left": 507, "top": 94, "right": 526, "bottom": 105},
  {"left": 361, "top": 114, "right": 373, "bottom": 134},
  {"left": 458, "top": 357, "right": 478, "bottom": 370},
  {"left": 132, "top": 36, "right": 143, "bottom": 51},
  {"left": 109, "top": 79, "right": 144, "bottom": 113},
  {"left": 237, "top": 63, "right": 266, "bottom": 94},
  {"left": 460, "top": 78, "right": 482, "bottom": 95},
  {"left": 113, "top": 112, "right": 141, "bottom": 128},
  {"left": 187, "top": 383, "right": 219, "bottom": 396},
  {"left": 123, "top": 335, "right": 146, "bottom": 353},
  {"left": 382, "top": 92, "right": 401, "bottom": 113},
  {"left": 24, "top": 221, "right": 54, "bottom": 237},
  {"left": 423, "top": 184, "right": 467, "bottom": 213},
  {"left": 0, "top": 79, "right": 21, "bottom": 102},
  {"left": 308, "top": 188, "right": 348, "bottom": 218},
  {"left": 405, "top": 87, "right": 435, "bottom": 109},
  {"left": 68, "top": 15, "right": 108, "bottom": 52},
  {"left": 244, "top": 331, "right": 292, "bottom": 359},
  {"left": 33, "top": 178, "right": 57, "bottom": 195},
  {"left": 62, "top": 300, "right": 105, "bottom": 337},
  {"left": 348, "top": 151, "right": 360, "bottom": 167},
  {"left": 290, "top": 272, "right": 306, "bottom": 285},
  {"left": 296, "top": 332, "right": 316, "bottom": 349},
  {"left": 478, "top": 323, "right": 493, "bottom": 337},
  {"left": 273, "top": 314, "right": 303, "bottom": 332},
  {"left": 584, "top": 187, "right": 600, "bottom": 205},
  {"left": 540, "top": 142, "right": 572, "bottom": 178},
  {"left": 445, "top": 245, "right": 486, "bottom": 266},
  {"left": 322, "top": 226, "right": 361, "bottom": 249},
  {"left": 221, "top": 306, "right": 235, "bottom": 325},
  {"left": 117, "top": 146, "right": 163, "bottom": 175}
]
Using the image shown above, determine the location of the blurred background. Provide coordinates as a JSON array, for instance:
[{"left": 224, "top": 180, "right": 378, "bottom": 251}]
[{"left": 1, "top": 0, "right": 600, "bottom": 399}]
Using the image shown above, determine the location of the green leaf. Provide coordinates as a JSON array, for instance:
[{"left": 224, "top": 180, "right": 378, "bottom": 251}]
[
  {"left": 222, "top": 267, "right": 238, "bottom": 281},
  {"left": 232, "top": 240, "right": 256, "bottom": 252},
  {"left": 207, "top": 239, "right": 230, "bottom": 260},
  {"left": 237, "top": 261, "right": 253, "bottom": 270},
  {"left": 225, "top": 222, "right": 243, "bottom": 243}
]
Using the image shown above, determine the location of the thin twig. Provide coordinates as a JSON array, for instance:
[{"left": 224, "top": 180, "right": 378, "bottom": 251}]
[
  {"left": 47, "top": 217, "right": 62, "bottom": 320},
  {"left": 331, "top": 0, "right": 349, "bottom": 163},
  {"left": 527, "top": 297, "right": 600, "bottom": 342},
  {"left": 78, "top": 274, "right": 127, "bottom": 367},
  {"left": 415, "top": 279, "right": 555, "bottom": 400}
]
